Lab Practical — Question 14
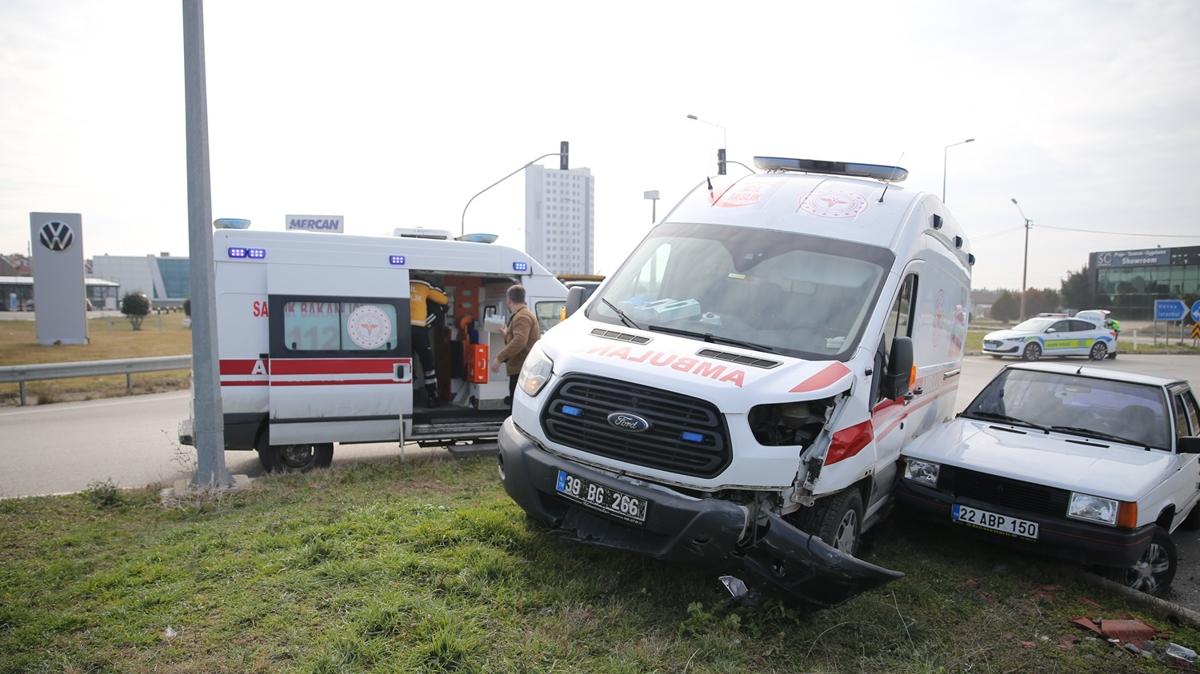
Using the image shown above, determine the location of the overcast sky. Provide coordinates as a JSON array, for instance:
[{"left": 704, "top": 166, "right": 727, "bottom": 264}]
[{"left": 2, "top": 0, "right": 1198, "bottom": 289}]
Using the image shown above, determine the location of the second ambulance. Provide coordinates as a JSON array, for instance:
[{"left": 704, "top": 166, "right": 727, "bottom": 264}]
[{"left": 498, "top": 157, "right": 973, "bottom": 605}]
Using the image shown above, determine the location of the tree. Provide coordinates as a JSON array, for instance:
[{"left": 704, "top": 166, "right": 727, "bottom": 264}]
[
  {"left": 992, "top": 290, "right": 1019, "bottom": 322},
  {"left": 1024, "top": 288, "right": 1061, "bottom": 316},
  {"left": 1060, "top": 265, "right": 1093, "bottom": 311},
  {"left": 120, "top": 292, "right": 151, "bottom": 331}
]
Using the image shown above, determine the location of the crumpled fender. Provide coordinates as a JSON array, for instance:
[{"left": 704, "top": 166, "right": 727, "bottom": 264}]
[{"left": 738, "top": 513, "right": 904, "bottom": 607}]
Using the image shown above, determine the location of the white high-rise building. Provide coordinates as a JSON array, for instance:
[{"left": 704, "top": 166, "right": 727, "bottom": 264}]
[{"left": 524, "top": 165, "right": 594, "bottom": 275}]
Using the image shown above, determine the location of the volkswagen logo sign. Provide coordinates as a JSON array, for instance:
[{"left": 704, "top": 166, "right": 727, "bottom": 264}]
[
  {"left": 606, "top": 411, "right": 651, "bottom": 433},
  {"left": 39, "top": 221, "right": 74, "bottom": 252}
]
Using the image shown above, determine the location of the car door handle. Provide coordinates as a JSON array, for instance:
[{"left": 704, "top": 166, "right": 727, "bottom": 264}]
[
  {"left": 393, "top": 363, "right": 408, "bottom": 381},
  {"left": 943, "top": 369, "right": 961, "bottom": 380}
]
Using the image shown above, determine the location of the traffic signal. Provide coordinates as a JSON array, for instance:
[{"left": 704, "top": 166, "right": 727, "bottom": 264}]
[
  {"left": 560, "top": 141, "right": 569, "bottom": 170},
  {"left": 717, "top": 148, "right": 726, "bottom": 175}
]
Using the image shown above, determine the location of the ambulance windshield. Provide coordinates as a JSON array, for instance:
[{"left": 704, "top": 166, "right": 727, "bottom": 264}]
[{"left": 588, "top": 222, "right": 894, "bottom": 360}]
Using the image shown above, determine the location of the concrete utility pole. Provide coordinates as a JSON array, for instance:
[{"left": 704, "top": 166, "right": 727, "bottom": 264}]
[
  {"left": 1011, "top": 198, "right": 1033, "bottom": 321},
  {"left": 182, "top": 0, "right": 232, "bottom": 489}
]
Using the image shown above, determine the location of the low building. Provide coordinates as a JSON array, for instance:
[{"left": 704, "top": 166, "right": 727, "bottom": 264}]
[
  {"left": 91, "top": 253, "right": 190, "bottom": 306},
  {"left": 0, "top": 276, "right": 119, "bottom": 311},
  {"left": 1090, "top": 246, "right": 1200, "bottom": 320}
]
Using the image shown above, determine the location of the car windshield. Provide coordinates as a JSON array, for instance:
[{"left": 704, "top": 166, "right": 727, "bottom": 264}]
[
  {"left": 964, "top": 368, "right": 1171, "bottom": 450},
  {"left": 586, "top": 222, "right": 894, "bottom": 359},
  {"left": 1012, "top": 318, "right": 1056, "bottom": 332}
]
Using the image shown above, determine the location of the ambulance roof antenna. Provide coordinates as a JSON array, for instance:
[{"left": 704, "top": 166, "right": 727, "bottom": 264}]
[{"left": 878, "top": 152, "right": 905, "bottom": 203}]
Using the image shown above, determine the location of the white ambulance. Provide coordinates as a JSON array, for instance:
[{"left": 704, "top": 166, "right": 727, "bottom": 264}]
[
  {"left": 498, "top": 157, "right": 973, "bottom": 606},
  {"left": 180, "top": 228, "right": 567, "bottom": 472}
]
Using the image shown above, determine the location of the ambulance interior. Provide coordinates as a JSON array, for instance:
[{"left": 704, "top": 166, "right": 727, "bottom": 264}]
[{"left": 408, "top": 273, "right": 563, "bottom": 439}]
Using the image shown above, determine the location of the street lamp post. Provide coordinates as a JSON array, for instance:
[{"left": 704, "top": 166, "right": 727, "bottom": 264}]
[
  {"left": 686, "top": 114, "right": 727, "bottom": 175},
  {"left": 460, "top": 145, "right": 567, "bottom": 237},
  {"left": 1011, "top": 198, "right": 1033, "bottom": 321},
  {"left": 942, "top": 138, "right": 975, "bottom": 203},
  {"left": 643, "top": 190, "right": 660, "bottom": 224}
]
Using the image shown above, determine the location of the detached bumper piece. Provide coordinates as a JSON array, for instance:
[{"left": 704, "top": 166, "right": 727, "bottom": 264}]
[{"left": 498, "top": 419, "right": 903, "bottom": 607}]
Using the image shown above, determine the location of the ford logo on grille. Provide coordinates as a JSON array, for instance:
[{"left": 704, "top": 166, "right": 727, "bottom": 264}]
[{"left": 607, "top": 411, "right": 651, "bottom": 433}]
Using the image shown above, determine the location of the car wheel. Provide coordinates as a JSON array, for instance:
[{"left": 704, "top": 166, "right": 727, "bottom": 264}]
[
  {"left": 1022, "top": 343, "right": 1042, "bottom": 361},
  {"left": 257, "top": 443, "right": 334, "bottom": 473},
  {"left": 1089, "top": 342, "right": 1108, "bottom": 361},
  {"left": 797, "top": 490, "right": 865, "bottom": 556},
  {"left": 1114, "top": 528, "right": 1177, "bottom": 596}
]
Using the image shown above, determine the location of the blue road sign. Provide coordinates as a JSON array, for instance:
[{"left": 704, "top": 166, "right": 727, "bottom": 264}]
[
  {"left": 1191, "top": 299, "right": 1200, "bottom": 323},
  {"left": 1155, "top": 299, "right": 1188, "bottom": 321}
]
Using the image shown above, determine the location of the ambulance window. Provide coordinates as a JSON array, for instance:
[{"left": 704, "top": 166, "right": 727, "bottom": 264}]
[
  {"left": 340, "top": 302, "right": 398, "bottom": 351},
  {"left": 634, "top": 243, "right": 671, "bottom": 295},
  {"left": 535, "top": 301, "right": 565, "bottom": 331},
  {"left": 283, "top": 301, "right": 341, "bottom": 351},
  {"left": 884, "top": 274, "right": 918, "bottom": 349}
]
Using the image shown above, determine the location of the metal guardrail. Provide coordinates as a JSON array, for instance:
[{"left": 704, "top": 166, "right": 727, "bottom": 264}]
[{"left": 0, "top": 355, "right": 192, "bottom": 405}]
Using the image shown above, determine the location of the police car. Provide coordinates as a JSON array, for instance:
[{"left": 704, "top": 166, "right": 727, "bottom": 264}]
[{"left": 982, "top": 316, "right": 1116, "bottom": 361}]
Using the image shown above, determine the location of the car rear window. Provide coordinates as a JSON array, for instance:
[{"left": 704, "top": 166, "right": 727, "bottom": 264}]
[{"left": 965, "top": 369, "right": 1171, "bottom": 450}]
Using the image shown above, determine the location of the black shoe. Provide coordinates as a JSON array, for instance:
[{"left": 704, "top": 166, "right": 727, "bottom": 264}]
[{"left": 426, "top": 388, "right": 440, "bottom": 408}]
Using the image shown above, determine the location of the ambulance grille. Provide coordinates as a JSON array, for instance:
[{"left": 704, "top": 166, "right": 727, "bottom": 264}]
[{"left": 540, "top": 374, "right": 730, "bottom": 478}]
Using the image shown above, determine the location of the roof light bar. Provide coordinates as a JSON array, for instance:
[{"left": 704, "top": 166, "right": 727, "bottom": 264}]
[
  {"left": 753, "top": 156, "right": 908, "bottom": 182},
  {"left": 513, "top": 261, "right": 529, "bottom": 272},
  {"left": 388, "top": 255, "right": 406, "bottom": 266}
]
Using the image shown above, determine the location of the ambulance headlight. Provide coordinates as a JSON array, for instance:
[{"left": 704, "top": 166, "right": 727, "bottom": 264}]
[{"left": 518, "top": 347, "right": 553, "bottom": 397}]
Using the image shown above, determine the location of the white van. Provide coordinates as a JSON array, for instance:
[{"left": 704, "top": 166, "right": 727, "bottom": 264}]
[
  {"left": 498, "top": 157, "right": 973, "bottom": 605},
  {"left": 179, "top": 228, "right": 567, "bottom": 472}
]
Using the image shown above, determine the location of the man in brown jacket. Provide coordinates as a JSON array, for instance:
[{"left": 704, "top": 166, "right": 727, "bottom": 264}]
[{"left": 491, "top": 284, "right": 541, "bottom": 404}]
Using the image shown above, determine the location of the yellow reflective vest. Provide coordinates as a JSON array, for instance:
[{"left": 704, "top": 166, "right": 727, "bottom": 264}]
[{"left": 410, "top": 281, "right": 449, "bottom": 326}]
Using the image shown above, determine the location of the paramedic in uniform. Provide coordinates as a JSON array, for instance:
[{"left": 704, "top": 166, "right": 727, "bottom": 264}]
[
  {"left": 410, "top": 279, "right": 449, "bottom": 407},
  {"left": 491, "top": 284, "right": 541, "bottom": 405}
]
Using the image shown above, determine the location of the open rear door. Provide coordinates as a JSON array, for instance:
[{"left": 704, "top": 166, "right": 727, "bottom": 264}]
[{"left": 266, "top": 265, "right": 412, "bottom": 446}]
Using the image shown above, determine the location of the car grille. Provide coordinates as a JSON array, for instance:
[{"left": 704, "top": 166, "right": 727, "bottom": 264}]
[
  {"left": 984, "top": 340, "right": 1002, "bottom": 348},
  {"left": 943, "top": 466, "right": 1070, "bottom": 518},
  {"left": 540, "top": 374, "right": 731, "bottom": 478}
]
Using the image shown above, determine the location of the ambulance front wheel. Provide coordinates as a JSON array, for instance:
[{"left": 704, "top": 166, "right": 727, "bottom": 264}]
[{"left": 258, "top": 443, "right": 334, "bottom": 473}]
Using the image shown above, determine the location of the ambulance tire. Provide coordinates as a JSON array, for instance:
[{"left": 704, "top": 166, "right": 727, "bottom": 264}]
[
  {"left": 258, "top": 443, "right": 334, "bottom": 474},
  {"left": 796, "top": 490, "right": 864, "bottom": 557}
]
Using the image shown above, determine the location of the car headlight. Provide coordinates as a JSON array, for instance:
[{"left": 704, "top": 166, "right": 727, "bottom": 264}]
[
  {"left": 517, "top": 346, "right": 553, "bottom": 397},
  {"left": 1067, "top": 492, "right": 1118, "bottom": 526},
  {"left": 903, "top": 458, "right": 940, "bottom": 488}
]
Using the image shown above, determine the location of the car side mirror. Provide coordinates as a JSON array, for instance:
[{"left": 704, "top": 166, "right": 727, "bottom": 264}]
[
  {"left": 565, "top": 286, "right": 587, "bottom": 318},
  {"left": 882, "top": 336, "right": 913, "bottom": 400},
  {"left": 1179, "top": 437, "right": 1200, "bottom": 454},
  {"left": 1045, "top": 328, "right": 1057, "bottom": 333}
]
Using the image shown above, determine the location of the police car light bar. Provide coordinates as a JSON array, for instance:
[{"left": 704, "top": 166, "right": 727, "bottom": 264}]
[{"left": 753, "top": 157, "right": 908, "bottom": 182}]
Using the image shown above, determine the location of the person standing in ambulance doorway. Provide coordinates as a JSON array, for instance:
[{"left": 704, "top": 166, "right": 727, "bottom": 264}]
[
  {"left": 410, "top": 279, "right": 449, "bottom": 407},
  {"left": 491, "top": 284, "right": 541, "bottom": 406}
]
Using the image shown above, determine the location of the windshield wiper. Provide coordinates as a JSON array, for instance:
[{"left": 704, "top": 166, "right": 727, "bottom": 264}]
[
  {"left": 963, "top": 411, "right": 1049, "bottom": 433},
  {"left": 600, "top": 298, "right": 643, "bottom": 331},
  {"left": 1049, "top": 426, "right": 1150, "bottom": 449},
  {"left": 645, "top": 324, "right": 776, "bottom": 353}
]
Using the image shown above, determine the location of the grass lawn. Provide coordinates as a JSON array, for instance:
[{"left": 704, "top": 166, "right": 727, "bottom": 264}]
[
  {"left": 1, "top": 456, "right": 1192, "bottom": 673},
  {"left": 0, "top": 313, "right": 192, "bottom": 405}
]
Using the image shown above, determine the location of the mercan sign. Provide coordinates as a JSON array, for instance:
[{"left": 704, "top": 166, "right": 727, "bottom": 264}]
[{"left": 286, "top": 214, "right": 343, "bottom": 233}]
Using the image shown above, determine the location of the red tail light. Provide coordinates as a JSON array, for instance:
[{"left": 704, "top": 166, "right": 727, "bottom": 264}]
[{"left": 825, "top": 420, "right": 874, "bottom": 465}]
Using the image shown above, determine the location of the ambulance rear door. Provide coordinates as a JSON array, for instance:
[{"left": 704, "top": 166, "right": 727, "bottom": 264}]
[{"left": 266, "top": 265, "right": 412, "bottom": 446}]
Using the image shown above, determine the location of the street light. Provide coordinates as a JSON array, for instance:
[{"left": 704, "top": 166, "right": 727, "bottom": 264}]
[
  {"left": 643, "top": 190, "right": 660, "bottom": 224},
  {"left": 942, "top": 138, "right": 975, "bottom": 203},
  {"left": 460, "top": 143, "right": 568, "bottom": 237},
  {"left": 1011, "top": 197, "right": 1033, "bottom": 321},
  {"left": 686, "top": 114, "right": 727, "bottom": 175}
]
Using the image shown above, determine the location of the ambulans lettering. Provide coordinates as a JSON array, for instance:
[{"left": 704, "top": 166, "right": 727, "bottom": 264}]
[
  {"left": 582, "top": 344, "right": 747, "bottom": 387},
  {"left": 252, "top": 300, "right": 269, "bottom": 318}
]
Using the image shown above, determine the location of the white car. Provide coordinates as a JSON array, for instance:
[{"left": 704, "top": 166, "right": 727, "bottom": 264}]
[
  {"left": 982, "top": 316, "right": 1117, "bottom": 361},
  {"left": 898, "top": 362, "right": 1200, "bottom": 595}
]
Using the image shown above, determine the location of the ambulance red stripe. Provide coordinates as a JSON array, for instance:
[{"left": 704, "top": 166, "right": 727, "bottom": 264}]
[
  {"left": 218, "top": 358, "right": 410, "bottom": 376},
  {"left": 790, "top": 362, "right": 852, "bottom": 393}
]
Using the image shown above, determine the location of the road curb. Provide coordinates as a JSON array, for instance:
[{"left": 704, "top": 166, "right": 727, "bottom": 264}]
[{"left": 1073, "top": 569, "right": 1200, "bottom": 628}]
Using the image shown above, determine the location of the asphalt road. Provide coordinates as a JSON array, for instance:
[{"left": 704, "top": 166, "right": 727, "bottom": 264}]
[{"left": 3, "top": 353, "right": 1200, "bottom": 606}]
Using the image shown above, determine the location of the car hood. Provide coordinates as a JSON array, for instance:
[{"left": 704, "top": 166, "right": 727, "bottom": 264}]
[
  {"left": 904, "top": 418, "right": 1173, "bottom": 501},
  {"left": 983, "top": 329, "right": 1032, "bottom": 341}
]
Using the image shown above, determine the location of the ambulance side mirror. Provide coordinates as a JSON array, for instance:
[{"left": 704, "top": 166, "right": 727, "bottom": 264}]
[
  {"left": 882, "top": 336, "right": 913, "bottom": 401},
  {"left": 565, "top": 286, "right": 587, "bottom": 318}
]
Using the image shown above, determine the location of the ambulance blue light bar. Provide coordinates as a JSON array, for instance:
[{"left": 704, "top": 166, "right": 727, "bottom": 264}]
[
  {"left": 753, "top": 156, "right": 908, "bottom": 182},
  {"left": 513, "top": 261, "right": 529, "bottom": 272},
  {"left": 389, "top": 255, "right": 406, "bottom": 266},
  {"left": 228, "top": 247, "right": 266, "bottom": 260}
]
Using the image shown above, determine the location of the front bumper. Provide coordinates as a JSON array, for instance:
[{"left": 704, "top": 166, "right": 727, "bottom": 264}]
[
  {"left": 498, "top": 418, "right": 903, "bottom": 607},
  {"left": 896, "top": 478, "right": 1154, "bottom": 568},
  {"left": 982, "top": 343, "right": 1020, "bottom": 354}
]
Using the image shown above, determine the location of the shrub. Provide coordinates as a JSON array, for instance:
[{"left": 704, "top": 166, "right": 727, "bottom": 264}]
[{"left": 120, "top": 292, "right": 151, "bottom": 330}]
